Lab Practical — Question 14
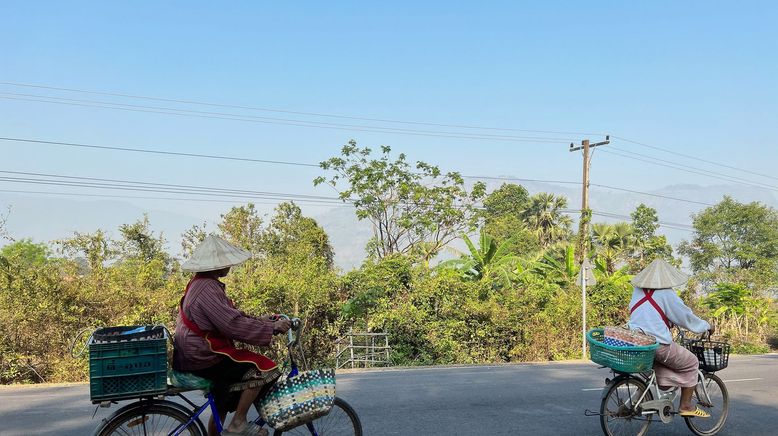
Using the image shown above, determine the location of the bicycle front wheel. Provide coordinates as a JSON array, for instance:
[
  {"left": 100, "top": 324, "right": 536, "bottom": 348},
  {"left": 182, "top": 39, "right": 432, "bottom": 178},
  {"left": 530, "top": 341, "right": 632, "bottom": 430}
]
[
  {"left": 684, "top": 372, "right": 729, "bottom": 436},
  {"left": 93, "top": 400, "right": 206, "bottom": 436},
  {"left": 600, "top": 376, "right": 653, "bottom": 436},
  {"left": 273, "top": 397, "right": 362, "bottom": 436}
]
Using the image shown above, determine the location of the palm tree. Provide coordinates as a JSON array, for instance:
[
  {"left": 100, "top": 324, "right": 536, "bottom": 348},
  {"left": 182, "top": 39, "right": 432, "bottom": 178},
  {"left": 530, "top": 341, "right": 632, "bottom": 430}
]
[
  {"left": 592, "top": 222, "right": 634, "bottom": 274},
  {"left": 523, "top": 193, "right": 573, "bottom": 248}
]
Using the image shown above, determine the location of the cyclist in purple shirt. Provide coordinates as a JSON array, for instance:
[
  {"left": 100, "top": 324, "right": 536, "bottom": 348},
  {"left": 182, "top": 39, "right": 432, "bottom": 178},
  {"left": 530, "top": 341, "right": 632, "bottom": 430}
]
[{"left": 174, "top": 235, "right": 290, "bottom": 436}]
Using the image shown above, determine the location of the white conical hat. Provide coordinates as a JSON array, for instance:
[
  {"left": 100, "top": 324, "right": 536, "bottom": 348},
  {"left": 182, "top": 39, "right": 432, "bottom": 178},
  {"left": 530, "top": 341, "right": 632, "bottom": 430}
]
[
  {"left": 181, "top": 235, "right": 251, "bottom": 272},
  {"left": 631, "top": 258, "right": 689, "bottom": 289}
]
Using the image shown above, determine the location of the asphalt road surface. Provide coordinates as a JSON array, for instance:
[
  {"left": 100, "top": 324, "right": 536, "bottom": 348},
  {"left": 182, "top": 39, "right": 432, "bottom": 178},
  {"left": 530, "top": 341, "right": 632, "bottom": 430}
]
[{"left": 1, "top": 354, "right": 775, "bottom": 435}]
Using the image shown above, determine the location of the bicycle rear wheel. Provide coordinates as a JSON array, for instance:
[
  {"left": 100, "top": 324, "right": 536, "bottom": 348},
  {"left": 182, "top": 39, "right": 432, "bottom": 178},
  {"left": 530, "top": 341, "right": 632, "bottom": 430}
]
[
  {"left": 93, "top": 400, "right": 205, "bottom": 436},
  {"left": 600, "top": 376, "right": 653, "bottom": 436},
  {"left": 684, "top": 373, "right": 729, "bottom": 436},
  {"left": 273, "top": 397, "right": 362, "bottom": 436}
]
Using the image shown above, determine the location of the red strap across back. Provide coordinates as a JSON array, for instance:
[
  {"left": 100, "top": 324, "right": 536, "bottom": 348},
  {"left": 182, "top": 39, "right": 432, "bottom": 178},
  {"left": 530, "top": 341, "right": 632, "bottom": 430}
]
[
  {"left": 180, "top": 277, "right": 277, "bottom": 371},
  {"left": 630, "top": 289, "right": 672, "bottom": 330}
]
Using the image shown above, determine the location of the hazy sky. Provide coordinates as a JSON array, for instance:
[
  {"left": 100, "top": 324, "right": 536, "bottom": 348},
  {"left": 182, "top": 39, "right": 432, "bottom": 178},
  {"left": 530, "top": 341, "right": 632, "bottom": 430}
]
[{"left": 1, "top": 1, "right": 776, "bottom": 232}]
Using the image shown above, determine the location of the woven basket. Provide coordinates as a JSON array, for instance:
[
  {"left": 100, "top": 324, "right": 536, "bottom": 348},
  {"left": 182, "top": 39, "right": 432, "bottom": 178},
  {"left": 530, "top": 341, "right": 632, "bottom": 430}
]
[
  {"left": 259, "top": 369, "right": 336, "bottom": 431},
  {"left": 587, "top": 328, "right": 659, "bottom": 373}
]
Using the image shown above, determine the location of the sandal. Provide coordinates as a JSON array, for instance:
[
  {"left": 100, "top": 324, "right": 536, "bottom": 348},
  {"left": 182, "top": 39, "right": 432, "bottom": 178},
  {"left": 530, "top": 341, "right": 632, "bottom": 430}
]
[
  {"left": 222, "top": 422, "right": 268, "bottom": 435},
  {"left": 679, "top": 407, "right": 711, "bottom": 418}
]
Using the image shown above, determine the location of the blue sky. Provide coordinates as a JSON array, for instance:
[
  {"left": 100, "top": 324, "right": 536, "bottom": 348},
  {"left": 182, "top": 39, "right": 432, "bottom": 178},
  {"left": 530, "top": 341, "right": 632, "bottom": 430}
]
[{"left": 1, "top": 1, "right": 776, "bottom": 233}]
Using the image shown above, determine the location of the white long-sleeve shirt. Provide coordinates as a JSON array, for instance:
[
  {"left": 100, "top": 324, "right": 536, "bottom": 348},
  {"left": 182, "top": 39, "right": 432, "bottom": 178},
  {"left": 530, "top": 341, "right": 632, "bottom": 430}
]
[{"left": 627, "top": 287, "right": 710, "bottom": 345}]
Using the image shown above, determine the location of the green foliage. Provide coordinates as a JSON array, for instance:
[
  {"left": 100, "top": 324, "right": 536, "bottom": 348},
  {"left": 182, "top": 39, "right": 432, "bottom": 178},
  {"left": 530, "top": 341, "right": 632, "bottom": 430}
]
[
  {"left": 4, "top": 152, "right": 778, "bottom": 385},
  {"left": 679, "top": 196, "right": 778, "bottom": 288},
  {"left": 523, "top": 192, "right": 573, "bottom": 248},
  {"left": 0, "top": 239, "right": 49, "bottom": 267},
  {"left": 437, "top": 232, "right": 519, "bottom": 287},
  {"left": 315, "top": 141, "right": 486, "bottom": 261},
  {"left": 483, "top": 183, "right": 530, "bottom": 223}
]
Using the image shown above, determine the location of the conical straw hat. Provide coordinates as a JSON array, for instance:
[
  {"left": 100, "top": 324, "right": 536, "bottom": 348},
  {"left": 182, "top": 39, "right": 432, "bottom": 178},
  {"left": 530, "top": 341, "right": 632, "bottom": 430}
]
[
  {"left": 182, "top": 235, "right": 251, "bottom": 272},
  {"left": 630, "top": 258, "right": 689, "bottom": 289}
]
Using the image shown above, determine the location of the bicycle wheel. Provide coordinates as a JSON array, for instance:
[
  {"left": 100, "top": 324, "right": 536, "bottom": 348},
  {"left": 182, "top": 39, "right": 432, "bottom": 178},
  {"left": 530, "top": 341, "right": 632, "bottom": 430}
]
[
  {"left": 273, "top": 397, "right": 362, "bottom": 436},
  {"left": 600, "top": 376, "right": 653, "bottom": 436},
  {"left": 93, "top": 400, "right": 206, "bottom": 436},
  {"left": 685, "top": 373, "right": 729, "bottom": 436}
]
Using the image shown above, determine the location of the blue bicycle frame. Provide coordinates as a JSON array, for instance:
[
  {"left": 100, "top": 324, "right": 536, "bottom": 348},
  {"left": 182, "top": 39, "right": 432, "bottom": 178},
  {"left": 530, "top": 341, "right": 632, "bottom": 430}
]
[{"left": 171, "top": 316, "right": 319, "bottom": 436}]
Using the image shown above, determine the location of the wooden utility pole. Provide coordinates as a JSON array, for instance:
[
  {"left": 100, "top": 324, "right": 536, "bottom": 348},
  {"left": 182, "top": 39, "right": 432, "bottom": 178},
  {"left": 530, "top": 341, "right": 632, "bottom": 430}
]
[
  {"left": 569, "top": 136, "right": 610, "bottom": 262},
  {"left": 570, "top": 135, "right": 609, "bottom": 359}
]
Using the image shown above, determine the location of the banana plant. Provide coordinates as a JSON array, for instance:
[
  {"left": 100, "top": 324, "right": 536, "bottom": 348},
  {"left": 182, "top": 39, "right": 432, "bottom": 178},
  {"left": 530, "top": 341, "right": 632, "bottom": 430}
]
[{"left": 438, "top": 232, "right": 518, "bottom": 286}]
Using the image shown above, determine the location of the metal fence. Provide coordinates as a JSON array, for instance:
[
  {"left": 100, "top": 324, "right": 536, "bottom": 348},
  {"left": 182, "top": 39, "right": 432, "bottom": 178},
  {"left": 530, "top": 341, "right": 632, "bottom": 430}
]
[{"left": 335, "top": 330, "right": 391, "bottom": 369}]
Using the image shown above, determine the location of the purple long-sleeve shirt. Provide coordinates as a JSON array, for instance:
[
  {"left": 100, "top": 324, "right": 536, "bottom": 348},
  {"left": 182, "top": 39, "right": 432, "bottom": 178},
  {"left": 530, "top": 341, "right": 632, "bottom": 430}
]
[{"left": 173, "top": 277, "right": 275, "bottom": 371}]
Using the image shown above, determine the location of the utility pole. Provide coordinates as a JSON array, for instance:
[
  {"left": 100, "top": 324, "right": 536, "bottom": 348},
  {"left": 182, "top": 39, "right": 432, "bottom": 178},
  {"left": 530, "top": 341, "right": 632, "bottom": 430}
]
[{"left": 570, "top": 135, "right": 609, "bottom": 359}]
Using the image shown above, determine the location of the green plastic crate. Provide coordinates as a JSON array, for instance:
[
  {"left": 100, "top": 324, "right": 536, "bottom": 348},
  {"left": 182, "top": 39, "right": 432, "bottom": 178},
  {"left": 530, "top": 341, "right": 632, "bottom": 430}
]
[
  {"left": 89, "top": 326, "right": 168, "bottom": 403},
  {"left": 587, "top": 328, "right": 659, "bottom": 373}
]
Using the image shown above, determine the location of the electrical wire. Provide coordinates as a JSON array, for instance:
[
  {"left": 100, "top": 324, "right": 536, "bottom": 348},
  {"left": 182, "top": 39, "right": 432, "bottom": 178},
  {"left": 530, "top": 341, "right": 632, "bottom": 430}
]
[
  {"left": 612, "top": 135, "right": 778, "bottom": 183},
  {"left": 0, "top": 188, "right": 353, "bottom": 207},
  {"left": 601, "top": 148, "right": 778, "bottom": 192},
  {"left": 0, "top": 81, "right": 603, "bottom": 136},
  {"left": 0, "top": 93, "right": 573, "bottom": 144}
]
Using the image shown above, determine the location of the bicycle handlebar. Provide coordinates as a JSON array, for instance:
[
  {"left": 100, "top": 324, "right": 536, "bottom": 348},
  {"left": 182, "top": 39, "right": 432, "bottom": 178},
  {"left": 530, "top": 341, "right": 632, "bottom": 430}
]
[{"left": 275, "top": 314, "right": 302, "bottom": 347}]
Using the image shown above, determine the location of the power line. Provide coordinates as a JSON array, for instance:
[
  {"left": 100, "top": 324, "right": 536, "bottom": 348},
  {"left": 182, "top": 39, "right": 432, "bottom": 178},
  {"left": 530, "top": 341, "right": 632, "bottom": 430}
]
[
  {"left": 590, "top": 183, "right": 716, "bottom": 207},
  {"left": 603, "top": 147, "right": 778, "bottom": 190},
  {"left": 0, "top": 91, "right": 576, "bottom": 142},
  {"left": 0, "top": 170, "right": 488, "bottom": 210},
  {"left": 590, "top": 210, "right": 695, "bottom": 231},
  {"left": 0, "top": 81, "right": 603, "bottom": 136},
  {"left": 0, "top": 136, "right": 588, "bottom": 186},
  {"left": 460, "top": 174, "right": 581, "bottom": 185},
  {"left": 0, "top": 137, "right": 321, "bottom": 168},
  {"left": 612, "top": 135, "right": 778, "bottom": 183},
  {"left": 600, "top": 148, "right": 778, "bottom": 192},
  {"left": 0, "top": 188, "right": 352, "bottom": 208},
  {"left": 0, "top": 93, "right": 574, "bottom": 144},
  {"left": 0, "top": 173, "right": 348, "bottom": 205},
  {"left": 1, "top": 137, "right": 718, "bottom": 207},
  {"left": 0, "top": 169, "right": 341, "bottom": 200}
]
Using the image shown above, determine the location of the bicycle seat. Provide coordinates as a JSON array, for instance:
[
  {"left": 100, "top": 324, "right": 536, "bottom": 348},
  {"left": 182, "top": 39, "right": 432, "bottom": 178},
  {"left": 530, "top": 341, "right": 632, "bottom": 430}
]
[{"left": 167, "top": 369, "right": 212, "bottom": 392}]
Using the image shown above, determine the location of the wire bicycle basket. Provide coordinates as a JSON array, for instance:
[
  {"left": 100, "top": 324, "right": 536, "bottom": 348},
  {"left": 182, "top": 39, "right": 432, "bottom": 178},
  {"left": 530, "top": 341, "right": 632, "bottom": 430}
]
[{"left": 682, "top": 339, "right": 730, "bottom": 372}]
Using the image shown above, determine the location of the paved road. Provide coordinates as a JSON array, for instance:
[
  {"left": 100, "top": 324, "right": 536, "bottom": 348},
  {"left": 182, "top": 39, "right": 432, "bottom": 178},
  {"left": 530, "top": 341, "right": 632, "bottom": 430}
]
[{"left": 1, "top": 354, "right": 775, "bottom": 435}]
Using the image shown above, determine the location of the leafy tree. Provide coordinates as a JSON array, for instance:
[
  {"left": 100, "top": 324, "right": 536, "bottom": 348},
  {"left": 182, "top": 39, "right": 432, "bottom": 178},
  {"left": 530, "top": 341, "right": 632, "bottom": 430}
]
[
  {"left": 0, "top": 206, "right": 11, "bottom": 242},
  {"left": 260, "top": 202, "right": 334, "bottom": 268},
  {"left": 181, "top": 221, "right": 208, "bottom": 258},
  {"left": 481, "top": 184, "right": 540, "bottom": 256},
  {"left": 523, "top": 192, "right": 573, "bottom": 248},
  {"left": 679, "top": 197, "right": 778, "bottom": 289},
  {"left": 0, "top": 239, "right": 49, "bottom": 267},
  {"left": 218, "top": 204, "right": 264, "bottom": 254},
  {"left": 58, "top": 230, "right": 114, "bottom": 272},
  {"left": 483, "top": 183, "right": 530, "bottom": 224},
  {"left": 315, "top": 142, "right": 486, "bottom": 261},
  {"left": 117, "top": 215, "right": 168, "bottom": 263},
  {"left": 629, "top": 204, "right": 674, "bottom": 271}
]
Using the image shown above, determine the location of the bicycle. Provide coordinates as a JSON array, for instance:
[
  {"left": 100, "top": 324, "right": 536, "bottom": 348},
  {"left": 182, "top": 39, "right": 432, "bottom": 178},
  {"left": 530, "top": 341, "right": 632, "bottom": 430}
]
[
  {"left": 587, "top": 328, "right": 730, "bottom": 436},
  {"left": 90, "top": 316, "right": 363, "bottom": 436}
]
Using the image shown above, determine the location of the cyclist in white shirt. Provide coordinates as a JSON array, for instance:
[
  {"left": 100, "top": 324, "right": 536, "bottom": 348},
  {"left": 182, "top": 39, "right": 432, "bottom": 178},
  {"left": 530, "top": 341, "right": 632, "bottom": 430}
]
[{"left": 627, "top": 259, "right": 714, "bottom": 418}]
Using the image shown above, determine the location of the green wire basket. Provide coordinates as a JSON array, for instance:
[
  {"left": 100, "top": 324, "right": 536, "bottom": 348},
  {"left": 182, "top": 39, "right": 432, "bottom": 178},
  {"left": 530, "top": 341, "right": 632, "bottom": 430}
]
[{"left": 587, "top": 328, "right": 659, "bottom": 373}]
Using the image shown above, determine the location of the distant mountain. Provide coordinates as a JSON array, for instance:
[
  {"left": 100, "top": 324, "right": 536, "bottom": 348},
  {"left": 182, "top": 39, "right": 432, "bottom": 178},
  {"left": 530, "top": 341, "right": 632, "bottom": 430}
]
[
  {"left": 2, "top": 183, "right": 777, "bottom": 272},
  {"left": 0, "top": 193, "right": 200, "bottom": 256}
]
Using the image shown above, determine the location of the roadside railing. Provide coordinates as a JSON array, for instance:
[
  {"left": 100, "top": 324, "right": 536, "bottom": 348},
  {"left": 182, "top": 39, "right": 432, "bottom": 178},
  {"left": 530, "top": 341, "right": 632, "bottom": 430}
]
[{"left": 335, "top": 330, "right": 391, "bottom": 369}]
